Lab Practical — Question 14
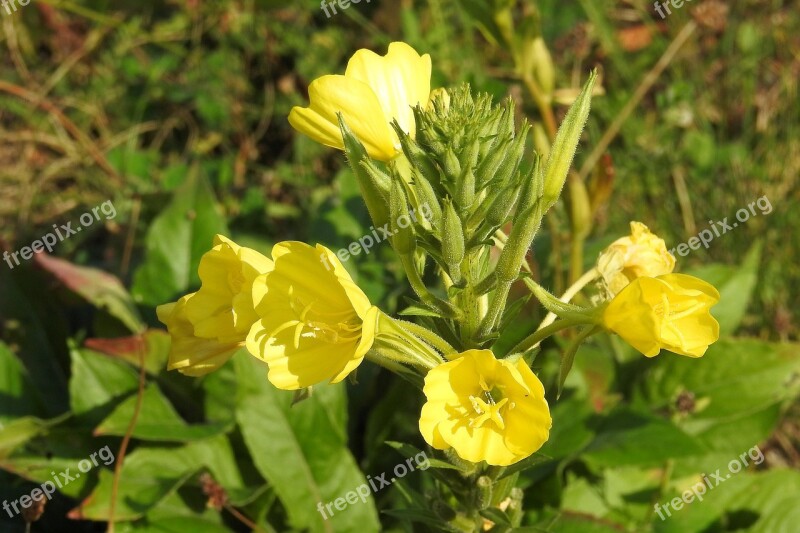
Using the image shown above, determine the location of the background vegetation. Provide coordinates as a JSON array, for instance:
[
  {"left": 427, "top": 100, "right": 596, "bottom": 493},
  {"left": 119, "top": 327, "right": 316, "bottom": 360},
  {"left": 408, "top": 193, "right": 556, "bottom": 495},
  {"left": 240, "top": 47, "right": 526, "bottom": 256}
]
[{"left": 0, "top": 0, "right": 797, "bottom": 531}]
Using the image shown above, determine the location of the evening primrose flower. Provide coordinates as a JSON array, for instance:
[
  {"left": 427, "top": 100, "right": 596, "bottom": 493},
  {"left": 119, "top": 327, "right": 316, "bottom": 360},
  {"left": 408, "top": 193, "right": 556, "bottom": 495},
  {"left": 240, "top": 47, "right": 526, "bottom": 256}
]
[
  {"left": 288, "top": 41, "right": 432, "bottom": 161},
  {"left": 156, "top": 295, "right": 242, "bottom": 376},
  {"left": 157, "top": 235, "right": 274, "bottom": 375},
  {"left": 246, "top": 242, "right": 379, "bottom": 390},
  {"left": 597, "top": 221, "right": 675, "bottom": 296},
  {"left": 419, "top": 349, "right": 551, "bottom": 466},
  {"left": 602, "top": 273, "right": 720, "bottom": 357}
]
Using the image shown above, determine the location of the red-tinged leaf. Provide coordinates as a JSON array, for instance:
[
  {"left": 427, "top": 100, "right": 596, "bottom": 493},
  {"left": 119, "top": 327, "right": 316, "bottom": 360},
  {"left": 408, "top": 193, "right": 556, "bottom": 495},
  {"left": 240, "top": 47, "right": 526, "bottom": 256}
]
[
  {"left": 83, "top": 330, "right": 170, "bottom": 374},
  {"left": 34, "top": 253, "right": 144, "bottom": 333}
]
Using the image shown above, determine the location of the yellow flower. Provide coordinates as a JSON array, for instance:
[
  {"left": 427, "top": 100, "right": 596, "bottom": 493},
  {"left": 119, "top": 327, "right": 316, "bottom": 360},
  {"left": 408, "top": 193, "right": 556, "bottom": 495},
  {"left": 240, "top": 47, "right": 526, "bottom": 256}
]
[
  {"left": 419, "top": 350, "right": 551, "bottom": 466},
  {"left": 597, "top": 221, "right": 675, "bottom": 296},
  {"left": 602, "top": 273, "right": 720, "bottom": 357},
  {"left": 157, "top": 294, "right": 242, "bottom": 376},
  {"left": 246, "top": 242, "right": 379, "bottom": 390},
  {"left": 157, "top": 234, "right": 274, "bottom": 375},
  {"left": 288, "top": 41, "right": 432, "bottom": 161}
]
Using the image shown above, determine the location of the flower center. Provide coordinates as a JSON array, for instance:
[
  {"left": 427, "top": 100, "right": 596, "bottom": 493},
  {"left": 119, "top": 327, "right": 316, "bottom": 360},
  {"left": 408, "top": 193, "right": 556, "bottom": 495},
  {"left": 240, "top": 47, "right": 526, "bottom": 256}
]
[
  {"left": 468, "top": 383, "right": 512, "bottom": 430},
  {"left": 267, "top": 286, "right": 362, "bottom": 348}
]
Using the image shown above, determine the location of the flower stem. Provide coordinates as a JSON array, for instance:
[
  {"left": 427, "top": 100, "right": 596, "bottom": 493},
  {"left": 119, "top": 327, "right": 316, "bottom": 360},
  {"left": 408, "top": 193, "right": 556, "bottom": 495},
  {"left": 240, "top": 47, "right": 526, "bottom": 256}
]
[
  {"left": 391, "top": 318, "right": 456, "bottom": 358},
  {"left": 533, "top": 267, "right": 599, "bottom": 331},
  {"left": 507, "top": 317, "right": 589, "bottom": 357},
  {"left": 399, "top": 254, "right": 460, "bottom": 319},
  {"left": 378, "top": 314, "right": 444, "bottom": 368}
]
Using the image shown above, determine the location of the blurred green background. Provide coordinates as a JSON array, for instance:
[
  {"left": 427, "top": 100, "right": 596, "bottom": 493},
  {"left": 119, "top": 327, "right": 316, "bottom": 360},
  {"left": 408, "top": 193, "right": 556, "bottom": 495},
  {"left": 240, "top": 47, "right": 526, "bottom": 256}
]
[{"left": 0, "top": 0, "right": 797, "bottom": 531}]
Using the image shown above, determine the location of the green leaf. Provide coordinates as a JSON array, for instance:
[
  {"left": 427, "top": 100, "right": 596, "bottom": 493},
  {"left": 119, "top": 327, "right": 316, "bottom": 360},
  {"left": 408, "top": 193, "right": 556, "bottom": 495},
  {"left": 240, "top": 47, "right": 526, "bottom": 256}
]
[
  {"left": 653, "top": 470, "right": 800, "bottom": 533},
  {"left": 35, "top": 253, "right": 144, "bottom": 333},
  {"left": 72, "top": 435, "right": 244, "bottom": 521},
  {"left": 385, "top": 441, "right": 461, "bottom": 471},
  {"left": 0, "top": 267, "right": 69, "bottom": 414},
  {"left": 480, "top": 507, "right": 512, "bottom": 526},
  {"left": 132, "top": 167, "right": 228, "bottom": 306},
  {"left": 582, "top": 408, "right": 706, "bottom": 468},
  {"left": 69, "top": 346, "right": 140, "bottom": 425},
  {"left": 686, "top": 241, "right": 761, "bottom": 336},
  {"left": 95, "top": 384, "right": 231, "bottom": 442},
  {"left": 234, "top": 356, "right": 380, "bottom": 533},
  {"left": 0, "top": 341, "right": 46, "bottom": 419},
  {"left": 499, "top": 452, "right": 552, "bottom": 479},
  {"left": 637, "top": 338, "right": 800, "bottom": 453},
  {"left": 0, "top": 417, "right": 50, "bottom": 460}
]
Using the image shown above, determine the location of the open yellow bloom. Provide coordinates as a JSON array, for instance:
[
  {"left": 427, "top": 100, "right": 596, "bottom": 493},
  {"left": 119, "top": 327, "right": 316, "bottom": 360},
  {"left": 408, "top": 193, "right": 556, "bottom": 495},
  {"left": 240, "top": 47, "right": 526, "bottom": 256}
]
[
  {"left": 420, "top": 350, "right": 551, "bottom": 466},
  {"left": 246, "top": 242, "right": 379, "bottom": 390},
  {"left": 156, "top": 295, "right": 242, "bottom": 376},
  {"left": 597, "top": 221, "right": 675, "bottom": 296},
  {"left": 288, "top": 41, "right": 432, "bottom": 161},
  {"left": 602, "top": 273, "right": 720, "bottom": 357},
  {"left": 157, "top": 234, "right": 274, "bottom": 375}
]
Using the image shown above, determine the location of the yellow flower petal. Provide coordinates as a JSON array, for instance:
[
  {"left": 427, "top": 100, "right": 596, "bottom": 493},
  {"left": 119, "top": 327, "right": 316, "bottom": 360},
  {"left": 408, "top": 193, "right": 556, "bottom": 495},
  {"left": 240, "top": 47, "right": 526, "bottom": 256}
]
[
  {"left": 245, "top": 241, "right": 376, "bottom": 389},
  {"left": 288, "top": 75, "right": 397, "bottom": 161},
  {"left": 597, "top": 221, "right": 675, "bottom": 296},
  {"left": 603, "top": 273, "right": 720, "bottom": 358},
  {"left": 419, "top": 349, "right": 551, "bottom": 466},
  {"left": 289, "top": 41, "right": 432, "bottom": 161},
  {"left": 158, "top": 235, "right": 273, "bottom": 377},
  {"left": 157, "top": 294, "right": 241, "bottom": 376},
  {"left": 345, "top": 41, "right": 432, "bottom": 136}
]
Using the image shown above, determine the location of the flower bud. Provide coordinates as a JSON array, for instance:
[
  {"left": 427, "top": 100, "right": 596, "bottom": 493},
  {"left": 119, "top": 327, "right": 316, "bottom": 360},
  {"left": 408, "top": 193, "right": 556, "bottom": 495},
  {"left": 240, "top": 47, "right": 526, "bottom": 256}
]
[
  {"left": 597, "top": 221, "right": 676, "bottom": 296},
  {"left": 443, "top": 147, "right": 461, "bottom": 184},
  {"left": 442, "top": 201, "right": 465, "bottom": 283},
  {"left": 541, "top": 71, "right": 597, "bottom": 211},
  {"left": 340, "top": 116, "right": 391, "bottom": 229},
  {"left": 389, "top": 176, "right": 416, "bottom": 255}
]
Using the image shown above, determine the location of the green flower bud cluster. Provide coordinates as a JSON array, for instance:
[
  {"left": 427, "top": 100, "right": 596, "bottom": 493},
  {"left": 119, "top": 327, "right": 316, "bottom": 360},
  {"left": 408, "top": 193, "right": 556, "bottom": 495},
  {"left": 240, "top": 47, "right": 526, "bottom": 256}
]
[
  {"left": 338, "top": 75, "right": 596, "bottom": 348},
  {"left": 395, "top": 86, "right": 534, "bottom": 289}
]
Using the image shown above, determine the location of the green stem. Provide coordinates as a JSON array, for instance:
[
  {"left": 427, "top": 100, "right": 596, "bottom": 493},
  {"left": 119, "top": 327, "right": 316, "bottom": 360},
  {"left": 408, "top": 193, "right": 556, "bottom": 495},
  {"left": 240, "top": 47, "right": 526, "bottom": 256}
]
[
  {"left": 378, "top": 315, "right": 444, "bottom": 368},
  {"left": 477, "top": 280, "right": 512, "bottom": 340},
  {"left": 364, "top": 349, "right": 424, "bottom": 389},
  {"left": 400, "top": 254, "right": 460, "bottom": 319},
  {"left": 507, "top": 317, "right": 589, "bottom": 357},
  {"left": 533, "top": 267, "right": 599, "bottom": 331},
  {"left": 390, "top": 318, "right": 457, "bottom": 358},
  {"left": 458, "top": 248, "right": 483, "bottom": 348}
]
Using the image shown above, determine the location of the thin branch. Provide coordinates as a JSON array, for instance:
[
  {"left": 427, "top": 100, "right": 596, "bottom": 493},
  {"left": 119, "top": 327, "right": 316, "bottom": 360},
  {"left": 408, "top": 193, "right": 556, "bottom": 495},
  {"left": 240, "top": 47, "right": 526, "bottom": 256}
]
[{"left": 107, "top": 334, "right": 147, "bottom": 533}]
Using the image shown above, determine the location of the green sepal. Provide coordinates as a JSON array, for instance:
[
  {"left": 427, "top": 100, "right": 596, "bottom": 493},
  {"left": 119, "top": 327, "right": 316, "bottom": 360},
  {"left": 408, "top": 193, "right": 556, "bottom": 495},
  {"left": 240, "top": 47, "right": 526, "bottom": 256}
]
[{"left": 339, "top": 114, "right": 391, "bottom": 229}]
